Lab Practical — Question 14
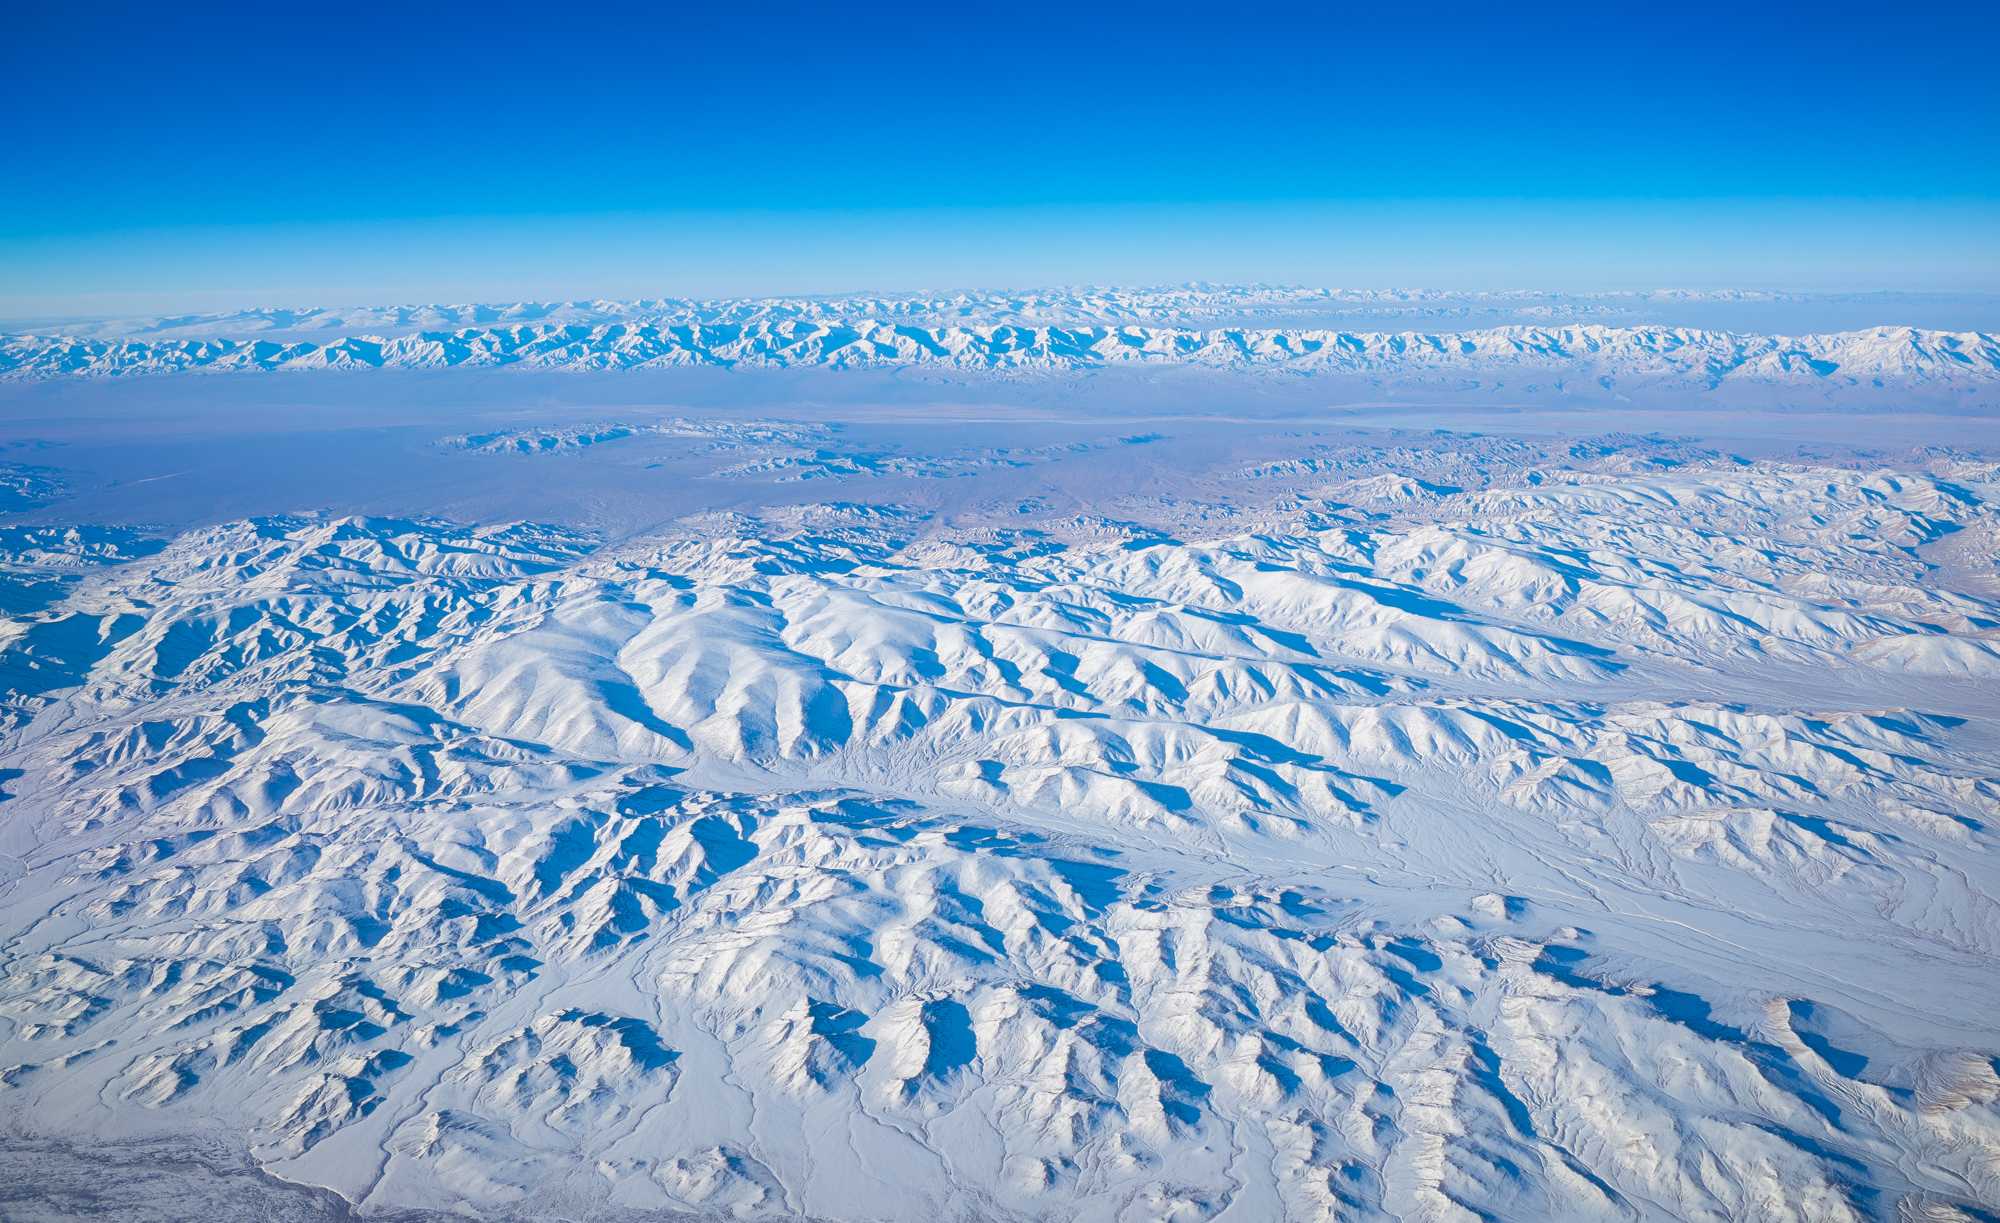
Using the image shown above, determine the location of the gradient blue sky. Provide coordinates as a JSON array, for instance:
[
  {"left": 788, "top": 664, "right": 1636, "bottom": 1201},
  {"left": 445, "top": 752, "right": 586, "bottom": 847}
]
[{"left": 6, "top": 1, "right": 1998, "bottom": 314}]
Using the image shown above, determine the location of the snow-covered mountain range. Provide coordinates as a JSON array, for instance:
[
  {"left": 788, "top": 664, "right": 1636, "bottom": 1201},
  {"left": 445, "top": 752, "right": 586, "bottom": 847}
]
[
  {"left": 2, "top": 288, "right": 1995, "bottom": 397},
  {"left": 3, "top": 285, "right": 1998, "bottom": 1219},
  {"left": 4, "top": 319, "right": 1996, "bottom": 393},
  {"left": 16, "top": 286, "right": 1997, "bottom": 340},
  {"left": 2, "top": 435, "right": 1998, "bottom": 1220}
]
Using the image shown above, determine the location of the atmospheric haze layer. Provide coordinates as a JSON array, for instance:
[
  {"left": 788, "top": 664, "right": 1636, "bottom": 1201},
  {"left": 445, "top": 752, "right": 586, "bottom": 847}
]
[{"left": 0, "top": 287, "right": 1997, "bottom": 1223}]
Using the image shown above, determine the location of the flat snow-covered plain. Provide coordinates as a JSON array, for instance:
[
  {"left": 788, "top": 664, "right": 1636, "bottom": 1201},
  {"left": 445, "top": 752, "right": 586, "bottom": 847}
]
[{"left": 1, "top": 289, "right": 1997, "bottom": 1221}]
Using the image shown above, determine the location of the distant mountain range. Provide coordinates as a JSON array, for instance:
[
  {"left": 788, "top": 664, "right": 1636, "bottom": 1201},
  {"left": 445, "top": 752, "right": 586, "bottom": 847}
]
[
  {"left": 1, "top": 318, "right": 1993, "bottom": 392},
  {"left": 3, "top": 289, "right": 1995, "bottom": 401},
  {"left": 14, "top": 286, "right": 1998, "bottom": 339}
]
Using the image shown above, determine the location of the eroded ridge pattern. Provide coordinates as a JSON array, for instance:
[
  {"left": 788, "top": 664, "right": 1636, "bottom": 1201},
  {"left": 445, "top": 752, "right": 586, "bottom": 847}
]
[{"left": 1, "top": 453, "right": 1999, "bottom": 1221}]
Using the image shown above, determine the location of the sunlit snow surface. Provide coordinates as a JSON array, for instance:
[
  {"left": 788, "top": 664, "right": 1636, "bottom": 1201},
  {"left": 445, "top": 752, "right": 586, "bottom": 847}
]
[{"left": 1, "top": 292, "right": 1998, "bottom": 1221}]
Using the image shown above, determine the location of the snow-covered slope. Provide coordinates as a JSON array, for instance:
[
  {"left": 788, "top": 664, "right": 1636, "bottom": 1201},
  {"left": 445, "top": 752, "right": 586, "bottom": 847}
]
[{"left": 2, "top": 454, "right": 1997, "bottom": 1220}]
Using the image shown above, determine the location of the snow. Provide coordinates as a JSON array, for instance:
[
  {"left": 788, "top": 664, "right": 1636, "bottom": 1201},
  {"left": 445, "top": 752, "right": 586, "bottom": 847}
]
[
  {"left": 0, "top": 291, "right": 1997, "bottom": 1220},
  {"left": 3, "top": 319, "right": 1996, "bottom": 401}
]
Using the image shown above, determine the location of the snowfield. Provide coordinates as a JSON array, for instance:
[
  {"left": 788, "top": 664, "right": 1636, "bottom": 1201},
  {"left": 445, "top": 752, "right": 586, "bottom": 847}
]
[{"left": 2, "top": 418, "right": 1998, "bottom": 1221}]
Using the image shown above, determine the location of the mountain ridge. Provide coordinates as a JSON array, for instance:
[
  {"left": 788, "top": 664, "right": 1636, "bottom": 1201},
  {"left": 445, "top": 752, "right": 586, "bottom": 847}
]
[
  {"left": 16, "top": 285, "right": 1996, "bottom": 340},
  {"left": 4, "top": 320, "right": 1996, "bottom": 387}
]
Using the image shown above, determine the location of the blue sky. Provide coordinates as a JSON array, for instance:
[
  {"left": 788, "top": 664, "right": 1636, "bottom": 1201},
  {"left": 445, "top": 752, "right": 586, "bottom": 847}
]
[{"left": 6, "top": 1, "right": 1998, "bottom": 313}]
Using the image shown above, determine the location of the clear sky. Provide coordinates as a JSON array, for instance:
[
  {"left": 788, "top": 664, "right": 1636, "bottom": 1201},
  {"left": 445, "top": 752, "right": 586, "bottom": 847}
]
[{"left": 6, "top": 0, "right": 1998, "bottom": 314}]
